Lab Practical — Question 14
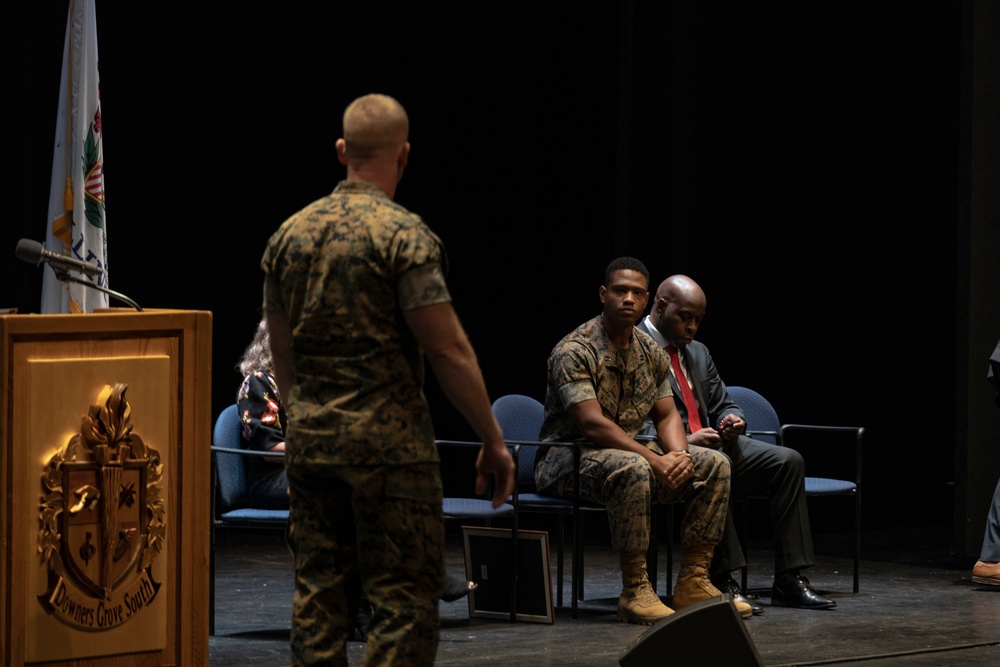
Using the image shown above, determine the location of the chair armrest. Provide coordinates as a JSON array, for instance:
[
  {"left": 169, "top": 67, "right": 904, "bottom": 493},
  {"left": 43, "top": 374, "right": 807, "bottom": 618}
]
[
  {"left": 435, "top": 439, "right": 580, "bottom": 505},
  {"left": 435, "top": 439, "right": 578, "bottom": 450},
  {"left": 634, "top": 433, "right": 708, "bottom": 448},
  {"left": 508, "top": 440, "right": 581, "bottom": 508},
  {"left": 745, "top": 429, "right": 780, "bottom": 442},
  {"left": 210, "top": 445, "right": 285, "bottom": 521},
  {"left": 779, "top": 424, "right": 864, "bottom": 485},
  {"left": 211, "top": 446, "right": 285, "bottom": 458},
  {"left": 780, "top": 424, "right": 864, "bottom": 438},
  {"left": 436, "top": 438, "right": 509, "bottom": 502},
  {"left": 435, "top": 438, "right": 580, "bottom": 455}
]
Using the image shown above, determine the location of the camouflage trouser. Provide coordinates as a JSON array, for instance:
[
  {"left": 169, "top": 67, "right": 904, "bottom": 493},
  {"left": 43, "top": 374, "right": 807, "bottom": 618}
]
[
  {"left": 535, "top": 442, "right": 730, "bottom": 555},
  {"left": 285, "top": 461, "right": 444, "bottom": 667}
]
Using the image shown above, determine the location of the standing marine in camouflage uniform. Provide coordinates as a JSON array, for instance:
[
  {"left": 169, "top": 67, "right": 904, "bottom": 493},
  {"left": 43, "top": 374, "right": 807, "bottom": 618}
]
[
  {"left": 535, "top": 257, "right": 751, "bottom": 624},
  {"left": 261, "top": 93, "right": 515, "bottom": 667}
]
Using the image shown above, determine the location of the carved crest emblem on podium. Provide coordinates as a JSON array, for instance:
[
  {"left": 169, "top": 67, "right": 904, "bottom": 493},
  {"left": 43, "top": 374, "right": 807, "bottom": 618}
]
[{"left": 37, "top": 383, "right": 166, "bottom": 630}]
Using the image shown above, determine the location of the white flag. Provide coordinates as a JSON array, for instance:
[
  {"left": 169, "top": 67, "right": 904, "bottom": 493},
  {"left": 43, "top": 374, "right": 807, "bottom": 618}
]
[{"left": 41, "top": 0, "right": 108, "bottom": 314}]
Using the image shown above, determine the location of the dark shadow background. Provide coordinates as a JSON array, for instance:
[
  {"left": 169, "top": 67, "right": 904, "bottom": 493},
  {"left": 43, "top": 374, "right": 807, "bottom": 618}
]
[{"left": 2, "top": 2, "right": 990, "bottom": 547}]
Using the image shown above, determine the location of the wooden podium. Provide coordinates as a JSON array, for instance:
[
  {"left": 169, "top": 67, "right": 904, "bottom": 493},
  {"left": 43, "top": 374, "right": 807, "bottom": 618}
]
[{"left": 0, "top": 310, "right": 212, "bottom": 666}]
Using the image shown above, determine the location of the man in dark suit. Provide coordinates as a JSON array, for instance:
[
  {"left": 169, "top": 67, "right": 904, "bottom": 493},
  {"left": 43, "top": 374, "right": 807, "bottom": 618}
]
[
  {"left": 637, "top": 274, "right": 835, "bottom": 611},
  {"left": 971, "top": 337, "right": 1000, "bottom": 585}
]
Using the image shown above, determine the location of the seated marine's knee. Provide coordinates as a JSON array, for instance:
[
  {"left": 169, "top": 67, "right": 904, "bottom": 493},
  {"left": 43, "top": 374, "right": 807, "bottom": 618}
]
[
  {"left": 692, "top": 447, "right": 731, "bottom": 478},
  {"left": 612, "top": 451, "right": 655, "bottom": 482}
]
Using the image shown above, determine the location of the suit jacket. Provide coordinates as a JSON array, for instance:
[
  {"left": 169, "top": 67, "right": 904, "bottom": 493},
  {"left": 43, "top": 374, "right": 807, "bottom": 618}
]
[
  {"left": 990, "top": 337, "right": 1000, "bottom": 410},
  {"left": 636, "top": 319, "right": 744, "bottom": 434}
]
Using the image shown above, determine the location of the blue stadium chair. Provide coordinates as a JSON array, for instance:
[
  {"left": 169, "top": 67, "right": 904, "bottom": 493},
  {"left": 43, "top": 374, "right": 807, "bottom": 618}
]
[
  {"left": 727, "top": 386, "right": 863, "bottom": 595},
  {"left": 490, "top": 394, "right": 663, "bottom": 617},
  {"left": 209, "top": 404, "right": 288, "bottom": 635}
]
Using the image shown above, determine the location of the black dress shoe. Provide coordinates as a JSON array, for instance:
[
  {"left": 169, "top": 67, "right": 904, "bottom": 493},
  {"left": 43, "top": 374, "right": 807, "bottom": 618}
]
[
  {"left": 441, "top": 574, "right": 478, "bottom": 602},
  {"left": 771, "top": 574, "right": 836, "bottom": 609},
  {"left": 713, "top": 576, "right": 763, "bottom": 615}
]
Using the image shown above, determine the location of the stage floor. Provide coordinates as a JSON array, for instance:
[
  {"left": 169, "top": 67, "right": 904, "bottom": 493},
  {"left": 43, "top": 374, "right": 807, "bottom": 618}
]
[{"left": 209, "top": 523, "right": 1000, "bottom": 666}]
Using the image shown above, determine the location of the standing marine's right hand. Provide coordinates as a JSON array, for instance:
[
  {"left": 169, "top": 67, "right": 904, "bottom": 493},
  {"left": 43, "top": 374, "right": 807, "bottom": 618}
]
[{"left": 475, "top": 441, "right": 516, "bottom": 508}]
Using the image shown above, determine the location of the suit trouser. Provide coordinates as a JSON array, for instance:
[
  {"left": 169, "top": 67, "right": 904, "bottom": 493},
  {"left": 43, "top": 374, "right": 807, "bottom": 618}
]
[
  {"left": 979, "top": 477, "right": 1000, "bottom": 561},
  {"left": 286, "top": 461, "right": 444, "bottom": 667},
  {"left": 712, "top": 435, "right": 815, "bottom": 578},
  {"left": 536, "top": 441, "right": 731, "bottom": 556}
]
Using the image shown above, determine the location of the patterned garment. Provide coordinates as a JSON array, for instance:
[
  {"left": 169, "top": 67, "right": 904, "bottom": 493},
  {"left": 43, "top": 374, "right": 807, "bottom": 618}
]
[
  {"left": 538, "top": 314, "right": 672, "bottom": 444},
  {"left": 237, "top": 370, "right": 284, "bottom": 445},
  {"left": 535, "top": 314, "right": 731, "bottom": 555},
  {"left": 236, "top": 370, "right": 289, "bottom": 508},
  {"left": 261, "top": 179, "right": 451, "bottom": 467},
  {"left": 261, "top": 179, "right": 450, "bottom": 666},
  {"left": 286, "top": 461, "right": 443, "bottom": 667}
]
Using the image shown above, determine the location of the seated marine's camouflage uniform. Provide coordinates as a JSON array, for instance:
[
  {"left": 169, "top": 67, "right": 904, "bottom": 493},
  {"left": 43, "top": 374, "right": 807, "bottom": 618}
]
[{"left": 535, "top": 314, "right": 735, "bottom": 622}]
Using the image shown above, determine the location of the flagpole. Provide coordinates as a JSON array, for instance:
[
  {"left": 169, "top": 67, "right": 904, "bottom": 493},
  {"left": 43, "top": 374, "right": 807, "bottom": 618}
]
[{"left": 63, "top": 0, "right": 75, "bottom": 212}]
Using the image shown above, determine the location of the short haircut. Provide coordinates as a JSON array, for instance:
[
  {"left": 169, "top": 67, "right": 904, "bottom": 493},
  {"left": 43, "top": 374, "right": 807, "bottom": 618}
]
[
  {"left": 604, "top": 256, "right": 650, "bottom": 286},
  {"left": 342, "top": 93, "right": 409, "bottom": 159}
]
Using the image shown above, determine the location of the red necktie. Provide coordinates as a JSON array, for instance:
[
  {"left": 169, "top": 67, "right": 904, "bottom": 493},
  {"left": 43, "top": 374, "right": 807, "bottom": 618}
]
[{"left": 666, "top": 345, "right": 704, "bottom": 433}]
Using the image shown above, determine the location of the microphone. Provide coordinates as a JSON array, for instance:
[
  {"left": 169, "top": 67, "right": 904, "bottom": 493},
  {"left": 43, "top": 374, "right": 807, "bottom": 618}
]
[{"left": 15, "top": 238, "right": 104, "bottom": 278}]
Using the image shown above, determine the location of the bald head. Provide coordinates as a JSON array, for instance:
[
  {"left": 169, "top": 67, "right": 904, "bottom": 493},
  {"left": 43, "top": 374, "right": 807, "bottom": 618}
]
[
  {"left": 335, "top": 94, "right": 411, "bottom": 198},
  {"left": 651, "top": 274, "right": 707, "bottom": 348},
  {"left": 654, "top": 275, "right": 705, "bottom": 306},
  {"left": 341, "top": 93, "right": 409, "bottom": 160}
]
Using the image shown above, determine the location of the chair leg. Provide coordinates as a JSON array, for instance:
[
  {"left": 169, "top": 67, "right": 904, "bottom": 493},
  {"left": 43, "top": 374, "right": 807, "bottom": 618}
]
[
  {"left": 210, "top": 462, "right": 217, "bottom": 636},
  {"left": 571, "top": 450, "right": 582, "bottom": 617},
  {"left": 510, "top": 516, "right": 518, "bottom": 623},
  {"left": 572, "top": 510, "right": 583, "bottom": 618},
  {"left": 556, "top": 513, "right": 565, "bottom": 607},
  {"left": 665, "top": 505, "right": 674, "bottom": 596},
  {"left": 853, "top": 492, "right": 861, "bottom": 593},
  {"left": 740, "top": 497, "right": 750, "bottom": 594},
  {"left": 209, "top": 523, "right": 215, "bottom": 636}
]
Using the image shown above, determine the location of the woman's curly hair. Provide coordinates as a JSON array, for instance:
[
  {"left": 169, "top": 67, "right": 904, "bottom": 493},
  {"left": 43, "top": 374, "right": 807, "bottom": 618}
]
[{"left": 238, "top": 318, "right": 272, "bottom": 377}]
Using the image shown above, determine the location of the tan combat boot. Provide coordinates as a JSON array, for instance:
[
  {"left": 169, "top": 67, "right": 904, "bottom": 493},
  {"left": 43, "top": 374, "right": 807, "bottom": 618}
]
[
  {"left": 617, "top": 554, "right": 675, "bottom": 625},
  {"left": 672, "top": 546, "right": 752, "bottom": 619}
]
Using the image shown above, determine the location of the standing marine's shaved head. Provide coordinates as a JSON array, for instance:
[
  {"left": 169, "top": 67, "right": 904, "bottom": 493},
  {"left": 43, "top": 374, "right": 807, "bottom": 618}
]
[{"left": 342, "top": 94, "right": 409, "bottom": 160}]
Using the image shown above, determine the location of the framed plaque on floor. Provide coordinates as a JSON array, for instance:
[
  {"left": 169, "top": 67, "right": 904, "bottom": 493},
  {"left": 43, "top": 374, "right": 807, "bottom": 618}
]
[{"left": 462, "top": 526, "right": 554, "bottom": 624}]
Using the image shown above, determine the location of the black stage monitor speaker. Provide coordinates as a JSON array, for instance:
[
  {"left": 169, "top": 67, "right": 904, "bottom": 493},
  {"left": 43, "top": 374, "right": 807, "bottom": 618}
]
[{"left": 619, "top": 596, "right": 764, "bottom": 667}]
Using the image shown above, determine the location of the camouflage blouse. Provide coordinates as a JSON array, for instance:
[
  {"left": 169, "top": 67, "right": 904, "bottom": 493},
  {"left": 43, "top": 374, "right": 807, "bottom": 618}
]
[
  {"left": 260, "top": 180, "right": 451, "bottom": 466},
  {"left": 539, "top": 314, "right": 672, "bottom": 446}
]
